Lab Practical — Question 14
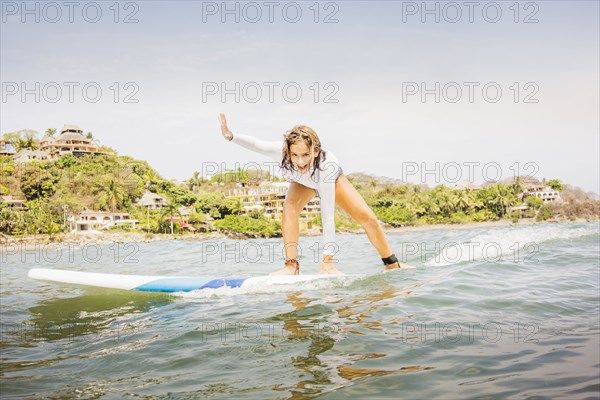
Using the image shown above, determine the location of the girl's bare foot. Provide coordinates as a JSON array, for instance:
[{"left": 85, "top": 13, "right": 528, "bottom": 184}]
[
  {"left": 270, "top": 266, "right": 298, "bottom": 275},
  {"left": 385, "top": 261, "right": 416, "bottom": 270},
  {"left": 270, "top": 259, "right": 300, "bottom": 275},
  {"left": 319, "top": 265, "right": 344, "bottom": 275}
]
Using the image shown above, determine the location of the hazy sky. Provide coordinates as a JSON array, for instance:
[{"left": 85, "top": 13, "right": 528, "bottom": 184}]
[{"left": 1, "top": 1, "right": 598, "bottom": 193}]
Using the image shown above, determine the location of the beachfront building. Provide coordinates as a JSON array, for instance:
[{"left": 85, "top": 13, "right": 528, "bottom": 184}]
[
  {"left": 164, "top": 217, "right": 198, "bottom": 232},
  {"left": 162, "top": 206, "right": 214, "bottom": 233},
  {"left": 39, "top": 124, "right": 101, "bottom": 157},
  {"left": 227, "top": 181, "right": 320, "bottom": 231},
  {"left": 74, "top": 210, "right": 138, "bottom": 231},
  {"left": 0, "top": 195, "right": 25, "bottom": 209},
  {"left": 0, "top": 138, "right": 16, "bottom": 156},
  {"left": 12, "top": 149, "right": 50, "bottom": 163},
  {"left": 523, "top": 184, "right": 562, "bottom": 203},
  {"left": 176, "top": 206, "right": 194, "bottom": 230},
  {"left": 178, "top": 206, "right": 192, "bottom": 221},
  {"left": 508, "top": 204, "right": 530, "bottom": 217},
  {"left": 135, "top": 191, "right": 169, "bottom": 210}
]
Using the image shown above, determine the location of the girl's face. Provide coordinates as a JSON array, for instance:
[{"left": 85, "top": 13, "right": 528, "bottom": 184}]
[{"left": 289, "top": 142, "right": 318, "bottom": 174}]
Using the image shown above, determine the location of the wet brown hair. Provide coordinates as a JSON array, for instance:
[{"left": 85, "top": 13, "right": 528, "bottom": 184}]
[{"left": 281, "top": 125, "right": 327, "bottom": 178}]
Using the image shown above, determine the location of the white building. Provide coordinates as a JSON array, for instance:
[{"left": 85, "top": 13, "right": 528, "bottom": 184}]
[
  {"left": 524, "top": 185, "right": 562, "bottom": 203},
  {"left": 75, "top": 211, "right": 138, "bottom": 231}
]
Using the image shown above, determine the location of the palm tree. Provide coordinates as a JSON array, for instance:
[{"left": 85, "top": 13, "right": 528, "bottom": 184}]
[
  {"left": 14, "top": 138, "right": 27, "bottom": 151},
  {"left": 407, "top": 184, "right": 420, "bottom": 200},
  {"left": 160, "top": 203, "right": 181, "bottom": 234},
  {"left": 471, "top": 197, "right": 484, "bottom": 212},
  {"left": 509, "top": 176, "right": 525, "bottom": 198},
  {"left": 487, "top": 184, "right": 518, "bottom": 217},
  {"left": 406, "top": 185, "right": 425, "bottom": 217},
  {"left": 429, "top": 185, "right": 455, "bottom": 216},
  {"left": 422, "top": 195, "right": 441, "bottom": 216},
  {"left": 438, "top": 192, "right": 456, "bottom": 216},
  {"left": 45, "top": 128, "right": 56, "bottom": 137},
  {"left": 143, "top": 169, "right": 160, "bottom": 183},
  {"left": 407, "top": 200, "right": 427, "bottom": 218},
  {"left": 369, "top": 178, "right": 377, "bottom": 193},
  {"left": 14, "top": 137, "right": 38, "bottom": 151},
  {"left": 453, "top": 190, "right": 473, "bottom": 212},
  {"left": 189, "top": 171, "right": 203, "bottom": 192},
  {"left": 94, "top": 177, "right": 127, "bottom": 212}
]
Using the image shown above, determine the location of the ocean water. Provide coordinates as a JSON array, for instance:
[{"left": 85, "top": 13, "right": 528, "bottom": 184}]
[{"left": 1, "top": 222, "right": 599, "bottom": 399}]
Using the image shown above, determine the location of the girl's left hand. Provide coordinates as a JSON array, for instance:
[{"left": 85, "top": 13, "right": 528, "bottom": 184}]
[{"left": 218, "top": 113, "right": 233, "bottom": 141}]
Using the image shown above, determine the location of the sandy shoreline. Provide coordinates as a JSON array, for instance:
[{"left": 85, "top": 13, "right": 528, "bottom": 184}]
[{"left": 0, "top": 218, "right": 596, "bottom": 252}]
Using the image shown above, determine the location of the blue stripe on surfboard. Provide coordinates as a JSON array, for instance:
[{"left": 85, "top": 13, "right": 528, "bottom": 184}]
[{"left": 133, "top": 277, "right": 247, "bottom": 292}]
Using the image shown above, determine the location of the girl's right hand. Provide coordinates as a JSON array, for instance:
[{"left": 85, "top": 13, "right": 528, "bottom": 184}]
[{"left": 218, "top": 113, "right": 233, "bottom": 141}]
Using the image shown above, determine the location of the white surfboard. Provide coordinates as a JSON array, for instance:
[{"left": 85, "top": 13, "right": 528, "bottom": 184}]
[{"left": 28, "top": 268, "right": 348, "bottom": 293}]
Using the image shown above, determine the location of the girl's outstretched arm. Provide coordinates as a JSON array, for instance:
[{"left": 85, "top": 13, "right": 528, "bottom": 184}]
[{"left": 218, "top": 113, "right": 281, "bottom": 162}]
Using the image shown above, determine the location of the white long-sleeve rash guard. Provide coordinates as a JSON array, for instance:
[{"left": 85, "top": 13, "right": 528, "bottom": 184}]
[{"left": 231, "top": 133, "right": 343, "bottom": 257}]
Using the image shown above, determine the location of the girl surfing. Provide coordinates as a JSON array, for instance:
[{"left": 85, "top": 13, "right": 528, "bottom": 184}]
[{"left": 218, "top": 113, "right": 412, "bottom": 275}]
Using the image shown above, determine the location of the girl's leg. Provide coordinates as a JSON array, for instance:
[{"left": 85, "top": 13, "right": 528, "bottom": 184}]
[
  {"left": 334, "top": 175, "right": 405, "bottom": 269},
  {"left": 271, "top": 181, "right": 316, "bottom": 275}
]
